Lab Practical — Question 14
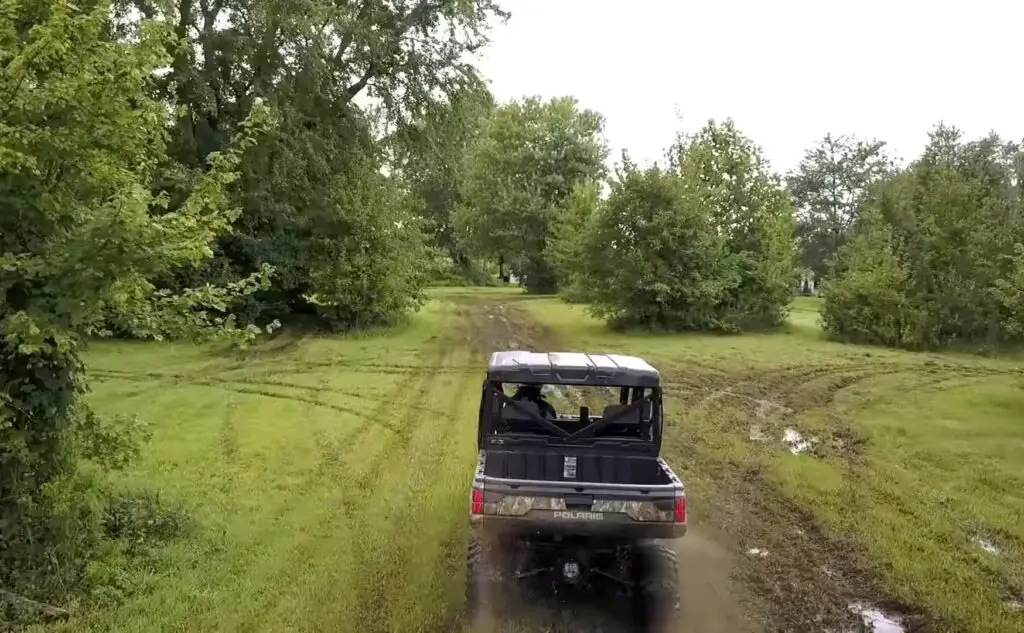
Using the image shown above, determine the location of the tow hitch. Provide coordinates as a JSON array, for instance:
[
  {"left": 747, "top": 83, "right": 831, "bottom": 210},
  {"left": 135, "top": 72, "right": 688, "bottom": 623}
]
[{"left": 561, "top": 560, "right": 581, "bottom": 583}]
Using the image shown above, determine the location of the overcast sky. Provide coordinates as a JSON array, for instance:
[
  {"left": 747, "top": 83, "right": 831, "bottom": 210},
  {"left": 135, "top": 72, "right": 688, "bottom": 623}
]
[{"left": 472, "top": 0, "right": 1023, "bottom": 174}]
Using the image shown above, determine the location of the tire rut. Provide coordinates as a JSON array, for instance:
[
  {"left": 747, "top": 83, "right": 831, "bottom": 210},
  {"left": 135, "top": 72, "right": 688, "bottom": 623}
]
[{"left": 345, "top": 330, "right": 458, "bottom": 632}]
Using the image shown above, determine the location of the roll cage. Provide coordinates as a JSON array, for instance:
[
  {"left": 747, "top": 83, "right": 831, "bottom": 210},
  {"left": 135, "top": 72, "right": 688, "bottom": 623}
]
[{"left": 476, "top": 380, "right": 664, "bottom": 453}]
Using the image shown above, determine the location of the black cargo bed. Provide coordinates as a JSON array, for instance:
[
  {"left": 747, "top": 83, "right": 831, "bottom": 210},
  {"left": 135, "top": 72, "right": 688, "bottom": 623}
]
[{"left": 483, "top": 448, "right": 671, "bottom": 486}]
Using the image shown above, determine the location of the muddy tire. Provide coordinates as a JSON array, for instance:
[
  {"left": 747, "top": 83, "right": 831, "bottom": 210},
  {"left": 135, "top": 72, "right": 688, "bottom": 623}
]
[{"left": 633, "top": 542, "right": 680, "bottom": 631}]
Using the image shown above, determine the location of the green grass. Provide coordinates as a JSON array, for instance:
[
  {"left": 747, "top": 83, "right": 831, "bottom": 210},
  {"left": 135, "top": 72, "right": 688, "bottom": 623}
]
[
  {"left": 520, "top": 296, "right": 1024, "bottom": 633},
  {"left": 36, "top": 289, "right": 1024, "bottom": 633},
  {"left": 45, "top": 298, "right": 483, "bottom": 633}
]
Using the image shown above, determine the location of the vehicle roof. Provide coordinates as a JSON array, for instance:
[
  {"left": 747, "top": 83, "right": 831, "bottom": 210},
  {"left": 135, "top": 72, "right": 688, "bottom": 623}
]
[{"left": 487, "top": 350, "right": 660, "bottom": 387}]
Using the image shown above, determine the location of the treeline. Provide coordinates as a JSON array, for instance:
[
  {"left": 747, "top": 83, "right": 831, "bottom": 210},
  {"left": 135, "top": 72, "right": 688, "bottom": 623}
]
[
  {"left": 812, "top": 128, "right": 1024, "bottom": 350},
  {"left": 452, "top": 98, "right": 1024, "bottom": 350}
]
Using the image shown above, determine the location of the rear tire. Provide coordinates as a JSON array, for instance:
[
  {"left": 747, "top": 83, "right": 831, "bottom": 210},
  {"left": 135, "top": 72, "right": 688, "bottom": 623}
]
[{"left": 632, "top": 542, "right": 679, "bottom": 631}]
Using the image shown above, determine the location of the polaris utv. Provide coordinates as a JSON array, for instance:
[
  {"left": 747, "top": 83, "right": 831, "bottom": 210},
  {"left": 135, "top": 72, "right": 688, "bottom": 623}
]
[{"left": 466, "top": 351, "right": 687, "bottom": 628}]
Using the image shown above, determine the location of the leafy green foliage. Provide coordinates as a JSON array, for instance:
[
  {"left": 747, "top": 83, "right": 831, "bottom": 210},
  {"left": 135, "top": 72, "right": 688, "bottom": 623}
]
[
  {"left": 572, "top": 121, "right": 797, "bottom": 331},
  {"left": 390, "top": 80, "right": 495, "bottom": 275},
  {"left": 576, "top": 165, "right": 734, "bottom": 329},
  {"left": 786, "top": 134, "right": 895, "bottom": 278},
  {"left": 457, "top": 96, "right": 609, "bottom": 293},
  {"left": 130, "top": 0, "right": 506, "bottom": 327},
  {"left": 675, "top": 120, "right": 798, "bottom": 329},
  {"left": 821, "top": 125, "right": 1024, "bottom": 349},
  {"left": 103, "top": 489, "right": 191, "bottom": 551},
  {"left": 547, "top": 180, "right": 601, "bottom": 303},
  {"left": 222, "top": 109, "right": 430, "bottom": 330},
  {"left": 0, "top": 0, "right": 271, "bottom": 614}
]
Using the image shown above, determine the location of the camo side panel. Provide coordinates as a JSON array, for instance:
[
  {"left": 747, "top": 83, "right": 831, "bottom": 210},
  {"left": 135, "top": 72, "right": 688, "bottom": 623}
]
[
  {"left": 483, "top": 496, "right": 568, "bottom": 517},
  {"left": 591, "top": 500, "right": 674, "bottom": 522},
  {"left": 483, "top": 496, "right": 673, "bottom": 522}
]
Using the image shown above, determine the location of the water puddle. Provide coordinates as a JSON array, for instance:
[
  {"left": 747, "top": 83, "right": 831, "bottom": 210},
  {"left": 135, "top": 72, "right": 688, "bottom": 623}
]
[
  {"left": 973, "top": 536, "right": 1000, "bottom": 555},
  {"left": 849, "top": 603, "right": 905, "bottom": 633},
  {"left": 783, "top": 428, "right": 818, "bottom": 454}
]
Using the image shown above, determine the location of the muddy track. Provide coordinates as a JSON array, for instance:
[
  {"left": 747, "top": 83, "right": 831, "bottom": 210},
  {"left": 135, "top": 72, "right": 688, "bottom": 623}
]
[
  {"left": 347, "top": 334, "right": 457, "bottom": 632},
  {"left": 665, "top": 351, "right": 1023, "bottom": 632},
  {"left": 457, "top": 299, "right": 760, "bottom": 633},
  {"left": 89, "top": 368, "right": 458, "bottom": 436}
]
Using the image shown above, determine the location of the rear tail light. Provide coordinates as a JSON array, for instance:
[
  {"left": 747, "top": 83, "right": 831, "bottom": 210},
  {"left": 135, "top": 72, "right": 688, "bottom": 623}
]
[
  {"left": 673, "top": 497, "right": 686, "bottom": 523},
  {"left": 471, "top": 488, "right": 483, "bottom": 514}
]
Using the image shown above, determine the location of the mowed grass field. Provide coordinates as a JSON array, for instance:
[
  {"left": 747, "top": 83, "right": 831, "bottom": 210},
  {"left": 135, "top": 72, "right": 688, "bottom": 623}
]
[
  {"left": 38, "top": 289, "right": 1024, "bottom": 633},
  {"left": 46, "top": 298, "right": 491, "bottom": 633}
]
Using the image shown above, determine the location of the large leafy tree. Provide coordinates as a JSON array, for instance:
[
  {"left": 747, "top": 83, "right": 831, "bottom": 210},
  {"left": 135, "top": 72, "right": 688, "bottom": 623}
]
[
  {"left": 786, "top": 134, "right": 895, "bottom": 278},
  {"left": 457, "top": 96, "right": 609, "bottom": 293},
  {"left": 118, "top": 0, "right": 507, "bottom": 327},
  {"left": 389, "top": 78, "right": 495, "bottom": 270},
  {"left": 576, "top": 121, "right": 797, "bottom": 332},
  {"left": 676, "top": 120, "right": 798, "bottom": 329},
  {"left": 577, "top": 165, "right": 733, "bottom": 330},
  {"left": 1, "top": 0, "right": 269, "bottom": 604}
]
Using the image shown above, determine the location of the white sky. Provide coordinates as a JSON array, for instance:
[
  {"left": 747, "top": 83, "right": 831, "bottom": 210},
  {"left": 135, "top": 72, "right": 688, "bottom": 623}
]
[{"left": 473, "top": 0, "right": 1024, "bottom": 174}]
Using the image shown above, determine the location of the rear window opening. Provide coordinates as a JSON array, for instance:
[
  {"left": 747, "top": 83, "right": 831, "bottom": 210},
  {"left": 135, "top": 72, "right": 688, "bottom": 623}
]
[{"left": 489, "top": 382, "right": 659, "bottom": 441}]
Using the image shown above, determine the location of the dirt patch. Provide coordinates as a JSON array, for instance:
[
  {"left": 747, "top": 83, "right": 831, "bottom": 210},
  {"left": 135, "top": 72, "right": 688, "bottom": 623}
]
[{"left": 658, "top": 357, "right": 958, "bottom": 633}]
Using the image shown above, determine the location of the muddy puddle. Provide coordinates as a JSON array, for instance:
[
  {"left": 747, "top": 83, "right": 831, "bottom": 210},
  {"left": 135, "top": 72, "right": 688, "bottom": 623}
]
[
  {"left": 847, "top": 603, "right": 905, "bottom": 633},
  {"left": 783, "top": 428, "right": 817, "bottom": 454},
  {"left": 749, "top": 424, "right": 819, "bottom": 455}
]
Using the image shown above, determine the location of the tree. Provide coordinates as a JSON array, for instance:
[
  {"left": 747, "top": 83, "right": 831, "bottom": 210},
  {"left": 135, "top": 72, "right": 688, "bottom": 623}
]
[
  {"left": 1, "top": 0, "right": 270, "bottom": 607},
  {"left": 675, "top": 120, "right": 798, "bottom": 329},
  {"left": 575, "top": 121, "right": 797, "bottom": 332},
  {"left": 118, "top": 0, "right": 507, "bottom": 327},
  {"left": 786, "top": 134, "right": 895, "bottom": 279},
  {"left": 821, "top": 124, "right": 1024, "bottom": 349},
  {"left": 576, "top": 165, "right": 734, "bottom": 330},
  {"left": 389, "top": 78, "right": 495, "bottom": 276},
  {"left": 457, "top": 96, "right": 609, "bottom": 293},
  {"left": 547, "top": 180, "right": 602, "bottom": 302}
]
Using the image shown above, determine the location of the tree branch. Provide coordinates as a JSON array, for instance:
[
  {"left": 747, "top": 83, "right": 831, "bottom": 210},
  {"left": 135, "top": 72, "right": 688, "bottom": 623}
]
[
  {"left": 341, "top": 0, "right": 437, "bottom": 101},
  {"left": 0, "top": 590, "right": 70, "bottom": 622}
]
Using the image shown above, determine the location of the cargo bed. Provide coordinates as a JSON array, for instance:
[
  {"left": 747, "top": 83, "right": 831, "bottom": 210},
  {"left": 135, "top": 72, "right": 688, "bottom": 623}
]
[{"left": 469, "top": 450, "right": 687, "bottom": 539}]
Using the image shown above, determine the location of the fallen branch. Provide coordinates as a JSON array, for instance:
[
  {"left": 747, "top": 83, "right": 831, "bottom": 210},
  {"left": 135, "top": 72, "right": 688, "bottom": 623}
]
[{"left": 0, "top": 590, "right": 70, "bottom": 621}]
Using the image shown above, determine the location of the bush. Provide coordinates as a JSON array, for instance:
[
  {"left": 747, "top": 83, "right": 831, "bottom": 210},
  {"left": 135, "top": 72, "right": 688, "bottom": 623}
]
[
  {"left": 103, "top": 489, "right": 191, "bottom": 551},
  {"left": 572, "top": 120, "right": 797, "bottom": 332},
  {"left": 578, "top": 166, "right": 737, "bottom": 330}
]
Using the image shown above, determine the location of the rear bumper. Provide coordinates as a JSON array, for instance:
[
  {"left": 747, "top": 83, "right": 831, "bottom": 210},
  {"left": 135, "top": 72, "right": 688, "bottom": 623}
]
[{"left": 470, "top": 512, "right": 687, "bottom": 540}]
